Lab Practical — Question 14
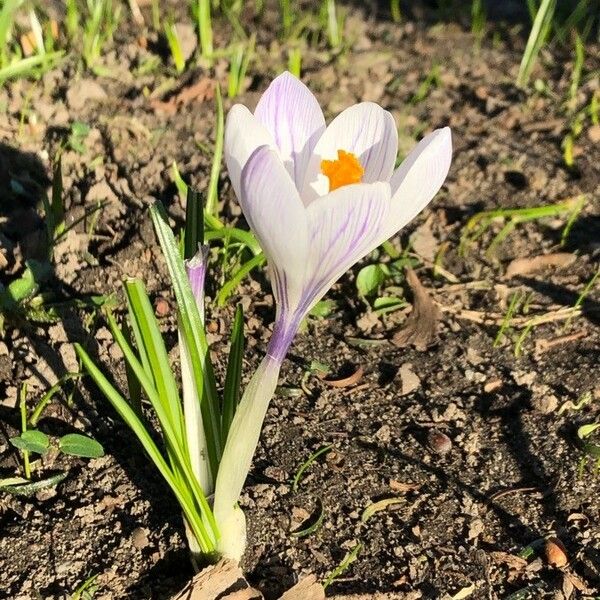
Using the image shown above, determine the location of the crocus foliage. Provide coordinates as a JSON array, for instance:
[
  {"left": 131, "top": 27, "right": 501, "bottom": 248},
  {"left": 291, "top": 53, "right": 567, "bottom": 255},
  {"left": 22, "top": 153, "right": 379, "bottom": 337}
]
[{"left": 213, "top": 72, "right": 452, "bottom": 558}]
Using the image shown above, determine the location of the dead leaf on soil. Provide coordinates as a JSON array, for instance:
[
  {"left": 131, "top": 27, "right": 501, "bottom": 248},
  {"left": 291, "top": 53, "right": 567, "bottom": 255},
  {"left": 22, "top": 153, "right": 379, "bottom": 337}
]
[
  {"left": 279, "top": 575, "right": 325, "bottom": 600},
  {"left": 505, "top": 252, "right": 576, "bottom": 278},
  {"left": 151, "top": 77, "right": 216, "bottom": 115},
  {"left": 391, "top": 268, "right": 440, "bottom": 351},
  {"left": 389, "top": 480, "right": 421, "bottom": 493},
  {"left": 170, "top": 560, "right": 325, "bottom": 600},
  {"left": 319, "top": 365, "right": 364, "bottom": 388},
  {"left": 410, "top": 216, "right": 437, "bottom": 261},
  {"left": 489, "top": 551, "right": 528, "bottom": 571},
  {"left": 170, "top": 560, "right": 260, "bottom": 600}
]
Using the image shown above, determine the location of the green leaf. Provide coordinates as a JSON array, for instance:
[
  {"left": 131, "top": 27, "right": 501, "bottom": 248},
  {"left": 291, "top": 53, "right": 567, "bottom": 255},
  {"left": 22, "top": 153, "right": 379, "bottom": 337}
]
[
  {"left": 309, "top": 299, "right": 337, "bottom": 318},
  {"left": 356, "top": 264, "right": 388, "bottom": 297},
  {"left": 74, "top": 342, "right": 218, "bottom": 552},
  {"left": 10, "top": 430, "right": 50, "bottom": 454},
  {"left": 150, "top": 201, "right": 222, "bottom": 474},
  {"left": 0, "top": 472, "right": 67, "bottom": 497},
  {"left": 205, "top": 84, "right": 224, "bottom": 216},
  {"left": 578, "top": 423, "right": 600, "bottom": 439},
  {"left": 216, "top": 252, "right": 265, "bottom": 307},
  {"left": 58, "top": 433, "right": 105, "bottom": 458},
  {"left": 184, "top": 187, "right": 204, "bottom": 260},
  {"left": 221, "top": 305, "right": 244, "bottom": 444},
  {"left": 124, "top": 279, "right": 185, "bottom": 448}
]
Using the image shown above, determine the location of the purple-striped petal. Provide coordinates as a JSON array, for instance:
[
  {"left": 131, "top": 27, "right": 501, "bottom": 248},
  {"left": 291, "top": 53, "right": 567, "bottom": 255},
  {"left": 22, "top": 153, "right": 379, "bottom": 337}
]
[
  {"left": 225, "top": 104, "right": 275, "bottom": 201},
  {"left": 254, "top": 71, "right": 326, "bottom": 191},
  {"left": 384, "top": 127, "right": 452, "bottom": 239},
  {"left": 297, "top": 182, "right": 391, "bottom": 316},
  {"left": 301, "top": 103, "right": 398, "bottom": 202},
  {"left": 240, "top": 145, "right": 308, "bottom": 313}
]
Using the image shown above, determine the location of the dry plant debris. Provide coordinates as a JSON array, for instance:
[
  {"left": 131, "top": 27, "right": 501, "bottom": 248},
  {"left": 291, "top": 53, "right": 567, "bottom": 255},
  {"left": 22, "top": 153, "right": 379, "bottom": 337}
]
[
  {"left": 171, "top": 560, "right": 325, "bottom": 600},
  {"left": 391, "top": 268, "right": 440, "bottom": 350}
]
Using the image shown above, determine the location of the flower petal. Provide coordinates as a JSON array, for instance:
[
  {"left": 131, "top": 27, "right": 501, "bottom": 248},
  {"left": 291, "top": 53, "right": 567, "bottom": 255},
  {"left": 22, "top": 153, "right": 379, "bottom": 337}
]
[
  {"left": 384, "top": 127, "right": 452, "bottom": 238},
  {"left": 240, "top": 145, "right": 309, "bottom": 313},
  {"left": 302, "top": 103, "right": 398, "bottom": 201},
  {"left": 254, "top": 71, "right": 326, "bottom": 190},
  {"left": 225, "top": 104, "right": 275, "bottom": 200},
  {"left": 297, "top": 182, "right": 391, "bottom": 316}
]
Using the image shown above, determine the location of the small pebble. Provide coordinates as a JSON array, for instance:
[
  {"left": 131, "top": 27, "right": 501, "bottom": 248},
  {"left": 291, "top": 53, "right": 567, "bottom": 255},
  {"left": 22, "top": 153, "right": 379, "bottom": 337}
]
[
  {"left": 132, "top": 527, "right": 150, "bottom": 550},
  {"left": 427, "top": 430, "right": 452, "bottom": 454},
  {"left": 154, "top": 297, "right": 170, "bottom": 317}
]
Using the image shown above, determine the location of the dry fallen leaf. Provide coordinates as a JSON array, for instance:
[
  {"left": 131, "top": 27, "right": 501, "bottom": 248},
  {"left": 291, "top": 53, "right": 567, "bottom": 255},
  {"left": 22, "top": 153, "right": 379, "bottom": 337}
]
[
  {"left": 505, "top": 252, "right": 576, "bottom": 278},
  {"left": 389, "top": 479, "right": 421, "bottom": 493},
  {"left": 489, "top": 551, "right": 528, "bottom": 571},
  {"left": 170, "top": 560, "right": 261, "bottom": 600},
  {"left": 151, "top": 77, "right": 215, "bottom": 115},
  {"left": 319, "top": 365, "right": 364, "bottom": 388},
  {"left": 279, "top": 575, "right": 325, "bottom": 600},
  {"left": 171, "top": 561, "right": 325, "bottom": 600},
  {"left": 545, "top": 537, "right": 568, "bottom": 568},
  {"left": 392, "top": 268, "right": 440, "bottom": 351}
]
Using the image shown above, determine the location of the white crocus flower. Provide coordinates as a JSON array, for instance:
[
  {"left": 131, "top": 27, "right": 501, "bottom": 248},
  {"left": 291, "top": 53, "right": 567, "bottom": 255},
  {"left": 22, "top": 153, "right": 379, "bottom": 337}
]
[{"left": 213, "top": 71, "right": 452, "bottom": 560}]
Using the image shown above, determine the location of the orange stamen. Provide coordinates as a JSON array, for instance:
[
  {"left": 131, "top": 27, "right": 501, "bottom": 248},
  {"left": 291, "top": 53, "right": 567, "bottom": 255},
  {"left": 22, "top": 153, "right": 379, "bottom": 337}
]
[{"left": 320, "top": 150, "right": 364, "bottom": 192}]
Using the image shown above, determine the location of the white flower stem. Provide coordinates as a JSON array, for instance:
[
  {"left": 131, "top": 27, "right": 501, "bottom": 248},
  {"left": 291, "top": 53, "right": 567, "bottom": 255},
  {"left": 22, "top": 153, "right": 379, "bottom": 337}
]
[{"left": 213, "top": 354, "right": 283, "bottom": 560}]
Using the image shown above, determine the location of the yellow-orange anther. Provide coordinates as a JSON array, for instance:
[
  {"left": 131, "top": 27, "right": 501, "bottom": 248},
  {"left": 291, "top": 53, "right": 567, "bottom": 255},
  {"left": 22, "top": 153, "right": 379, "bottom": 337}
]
[{"left": 320, "top": 150, "right": 364, "bottom": 192}]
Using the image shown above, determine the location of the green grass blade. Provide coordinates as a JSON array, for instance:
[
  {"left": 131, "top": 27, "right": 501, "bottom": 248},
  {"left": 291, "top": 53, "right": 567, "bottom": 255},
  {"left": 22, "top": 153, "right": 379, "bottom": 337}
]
[
  {"left": 150, "top": 201, "right": 222, "bottom": 473},
  {"left": 122, "top": 320, "right": 143, "bottom": 417},
  {"left": 185, "top": 186, "right": 204, "bottom": 260},
  {"left": 216, "top": 252, "right": 266, "bottom": 307},
  {"left": 221, "top": 305, "right": 244, "bottom": 444},
  {"left": 125, "top": 279, "right": 186, "bottom": 447},
  {"left": 204, "top": 227, "right": 261, "bottom": 256},
  {"left": 198, "top": 0, "right": 213, "bottom": 59},
  {"left": 105, "top": 313, "right": 220, "bottom": 540},
  {"left": 517, "top": 0, "right": 556, "bottom": 87},
  {"left": 74, "top": 342, "right": 215, "bottom": 553},
  {"left": 205, "top": 84, "right": 224, "bottom": 217},
  {"left": 0, "top": 51, "right": 63, "bottom": 82}
]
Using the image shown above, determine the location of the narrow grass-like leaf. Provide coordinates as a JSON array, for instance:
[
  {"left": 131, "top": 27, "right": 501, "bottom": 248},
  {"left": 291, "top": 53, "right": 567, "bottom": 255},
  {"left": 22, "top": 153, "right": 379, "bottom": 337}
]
[
  {"left": 361, "top": 497, "right": 405, "bottom": 522},
  {"left": 197, "top": 0, "right": 213, "bottom": 59},
  {"left": 185, "top": 187, "right": 204, "bottom": 260},
  {"left": 104, "top": 312, "right": 218, "bottom": 539},
  {"left": 164, "top": 19, "right": 185, "bottom": 73},
  {"left": 0, "top": 472, "right": 67, "bottom": 497},
  {"left": 216, "top": 252, "right": 265, "bottom": 307},
  {"left": 290, "top": 497, "right": 325, "bottom": 537},
  {"left": 29, "top": 372, "right": 82, "bottom": 426},
  {"left": 125, "top": 280, "right": 185, "bottom": 447},
  {"left": 75, "top": 342, "right": 216, "bottom": 552},
  {"left": 221, "top": 305, "right": 244, "bottom": 444},
  {"left": 323, "top": 542, "right": 362, "bottom": 590},
  {"left": 150, "top": 202, "right": 222, "bottom": 473},
  {"left": 205, "top": 84, "right": 224, "bottom": 216},
  {"left": 517, "top": 0, "right": 556, "bottom": 87},
  {"left": 205, "top": 227, "right": 261, "bottom": 256},
  {"left": 0, "top": 51, "right": 63, "bottom": 82},
  {"left": 292, "top": 444, "right": 333, "bottom": 492},
  {"left": 122, "top": 321, "right": 142, "bottom": 416}
]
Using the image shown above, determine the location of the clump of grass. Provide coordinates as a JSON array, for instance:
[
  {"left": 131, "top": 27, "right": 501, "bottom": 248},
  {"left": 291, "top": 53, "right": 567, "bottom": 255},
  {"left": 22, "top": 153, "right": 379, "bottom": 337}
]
[{"left": 459, "top": 196, "right": 586, "bottom": 257}]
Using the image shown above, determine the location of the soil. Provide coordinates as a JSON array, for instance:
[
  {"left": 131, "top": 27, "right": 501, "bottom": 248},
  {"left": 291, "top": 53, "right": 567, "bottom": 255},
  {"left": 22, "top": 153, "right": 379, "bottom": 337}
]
[{"left": 1, "top": 1, "right": 599, "bottom": 599}]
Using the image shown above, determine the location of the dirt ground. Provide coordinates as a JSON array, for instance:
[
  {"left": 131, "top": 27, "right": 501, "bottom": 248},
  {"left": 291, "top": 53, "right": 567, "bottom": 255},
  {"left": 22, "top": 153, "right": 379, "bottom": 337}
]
[{"left": 1, "top": 1, "right": 599, "bottom": 599}]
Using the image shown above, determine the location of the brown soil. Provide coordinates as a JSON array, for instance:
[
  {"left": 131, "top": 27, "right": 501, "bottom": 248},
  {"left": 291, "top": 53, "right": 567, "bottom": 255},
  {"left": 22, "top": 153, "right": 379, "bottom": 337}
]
[{"left": 1, "top": 2, "right": 599, "bottom": 599}]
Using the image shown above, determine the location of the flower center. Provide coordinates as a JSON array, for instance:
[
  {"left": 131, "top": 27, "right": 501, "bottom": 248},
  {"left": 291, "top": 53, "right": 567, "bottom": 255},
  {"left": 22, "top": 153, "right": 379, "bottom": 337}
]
[{"left": 320, "top": 150, "right": 364, "bottom": 192}]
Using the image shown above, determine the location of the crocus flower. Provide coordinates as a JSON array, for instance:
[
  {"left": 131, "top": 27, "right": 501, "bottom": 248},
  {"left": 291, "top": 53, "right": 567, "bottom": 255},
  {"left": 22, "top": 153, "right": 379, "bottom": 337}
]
[{"left": 213, "top": 71, "right": 452, "bottom": 559}]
